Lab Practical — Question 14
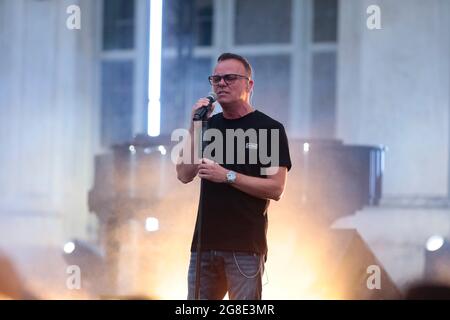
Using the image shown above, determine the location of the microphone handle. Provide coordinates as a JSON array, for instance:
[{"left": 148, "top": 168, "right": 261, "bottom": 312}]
[{"left": 193, "top": 104, "right": 210, "bottom": 121}]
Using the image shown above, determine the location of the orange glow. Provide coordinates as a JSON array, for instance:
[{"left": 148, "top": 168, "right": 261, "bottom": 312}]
[{"left": 104, "top": 162, "right": 344, "bottom": 300}]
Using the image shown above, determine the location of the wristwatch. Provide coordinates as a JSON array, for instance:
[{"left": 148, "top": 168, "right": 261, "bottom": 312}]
[{"left": 226, "top": 170, "right": 237, "bottom": 184}]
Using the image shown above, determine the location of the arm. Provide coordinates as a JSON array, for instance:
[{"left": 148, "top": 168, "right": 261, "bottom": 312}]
[
  {"left": 176, "top": 98, "right": 216, "bottom": 184},
  {"left": 198, "top": 158, "right": 288, "bottom": 201},
  {"left": 176, "top": 125, "right": 199, "bottom": 184},
  {"left": 231, "top": 167, "right": 287, "bottom": 201}
]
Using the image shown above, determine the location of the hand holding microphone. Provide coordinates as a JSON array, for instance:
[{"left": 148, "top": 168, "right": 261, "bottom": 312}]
[{"left": 192, "top": 92, "right": 217, "bottom": 121}]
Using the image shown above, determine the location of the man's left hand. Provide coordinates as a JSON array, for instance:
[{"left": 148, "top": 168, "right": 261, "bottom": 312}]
[{"left": 197, "top": 158, "right": 228, "bottom": 183}]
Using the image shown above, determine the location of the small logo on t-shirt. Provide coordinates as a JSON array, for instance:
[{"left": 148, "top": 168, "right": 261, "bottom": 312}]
[{"left": 246, "top": 142, "right": 258, "bottom": 150}]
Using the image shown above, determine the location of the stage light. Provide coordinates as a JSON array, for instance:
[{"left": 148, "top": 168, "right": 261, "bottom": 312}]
[
  {"left": 129, "top": 145, "right": 136, "bottom": 154},
  {"left": 147, "top": 0, "right": 163, "bottom": 137},
  {"left": 158, "top": 145, "right": 166, "bottom": 155},
  {"left": 62, "top": 239, "right": 104, "bottom": 266},
  {"left": 426, "top": 235, "right": 444, "bottom": 252},
  {"left": 424, "top": 235, "right": 450, "bottom": 284},
  {"left": 303, "top": 142, "right": 310, "bottom": 153},
  {"left": 61, "top": 239, "right": 106, "bottom": 294},
  {"left": 63, "top": 241, "right": 75, "bottom": 254},
  {"left": 145, "top": 217, "right": 159, "bottom": 232}
]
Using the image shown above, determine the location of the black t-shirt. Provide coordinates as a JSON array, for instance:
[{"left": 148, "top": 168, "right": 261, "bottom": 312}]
[{"left": 190, "top": 110, "right": 292, "bottom": 256}]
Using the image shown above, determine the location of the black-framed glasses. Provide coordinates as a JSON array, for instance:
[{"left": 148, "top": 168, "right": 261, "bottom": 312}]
[{"left": 208, "top": 74, "right": 249, "bottom": 85}]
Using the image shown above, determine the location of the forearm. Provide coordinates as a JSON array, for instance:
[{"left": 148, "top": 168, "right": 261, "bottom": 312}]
[
  {"left": 197, "top": 160, "right": 287, "bottom": 200},
  {"left": 176, "top": 124, "right": 200, "bottom": 183},
  {"left": 231, "top": 172, "right": 284, "bottom": 201}
]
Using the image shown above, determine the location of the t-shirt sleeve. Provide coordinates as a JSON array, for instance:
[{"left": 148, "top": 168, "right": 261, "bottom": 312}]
[{"left": 277, "top": 124, "right": 292, "bottom": 171}]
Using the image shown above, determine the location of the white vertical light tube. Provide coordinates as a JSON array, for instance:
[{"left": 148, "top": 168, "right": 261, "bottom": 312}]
[{"left": 147, "top": 0, "right": 163, "bottom": 137}]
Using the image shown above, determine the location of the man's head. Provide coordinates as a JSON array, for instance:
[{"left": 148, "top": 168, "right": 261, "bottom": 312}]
[{"left": 209, "top": 53, "right": 254, "bottom": 106}]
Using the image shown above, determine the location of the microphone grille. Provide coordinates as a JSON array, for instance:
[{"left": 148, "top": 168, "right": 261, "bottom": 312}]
[{"left": 208, "top": 92, "right": 218, "bottom": 102}]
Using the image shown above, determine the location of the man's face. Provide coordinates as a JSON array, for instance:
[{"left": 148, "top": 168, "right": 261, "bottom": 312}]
[{"left": 211, "top": 59, "right": 253, "bottom": 105}]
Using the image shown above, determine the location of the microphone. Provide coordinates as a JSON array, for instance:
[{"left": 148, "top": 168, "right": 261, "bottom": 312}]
[{"left": 193, "top": 92, "right": 217, "bottom": 121}]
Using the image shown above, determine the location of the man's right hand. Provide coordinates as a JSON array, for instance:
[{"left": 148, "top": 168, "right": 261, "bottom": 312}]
[{"left": 190, "top": 97, "right": 216, "bottom": 124}]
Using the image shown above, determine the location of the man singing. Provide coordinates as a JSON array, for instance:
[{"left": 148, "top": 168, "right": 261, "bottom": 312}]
[{"left": 176, "top": 53, "right": 291, "bottom": 300}]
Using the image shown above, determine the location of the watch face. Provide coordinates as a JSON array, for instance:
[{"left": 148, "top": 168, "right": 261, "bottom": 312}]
[{"left": 227, "top": 171, "right": 236, "bottom": 183}]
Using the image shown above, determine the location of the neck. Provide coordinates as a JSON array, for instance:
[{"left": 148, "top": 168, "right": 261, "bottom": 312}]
[{"left": 222, "top": 101, "right": 254, "bottom": 119}]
